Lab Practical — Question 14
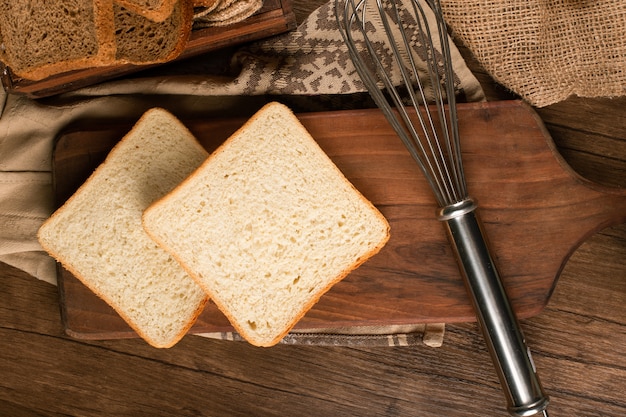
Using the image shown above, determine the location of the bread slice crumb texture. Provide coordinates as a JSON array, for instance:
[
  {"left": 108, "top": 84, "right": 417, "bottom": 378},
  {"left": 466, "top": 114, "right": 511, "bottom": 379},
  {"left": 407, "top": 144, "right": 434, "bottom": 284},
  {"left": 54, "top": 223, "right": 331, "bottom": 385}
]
[
  {"left": 0, "top": 0, "right": 116, "bottom": 80},
  {"left": 143, "top": 102, "right": 390, "bottom": 347},
  {"left": 38, "top": 108, "right": 209, "bottom": 348},
  {"left": 113, "top": 1, "right": 192, "bottom": 64},
  {"left": 0, "top": 1, "right": 96, "bottom": 64},
  {"left": 115, "top": 0, "right": 178, "bottom": 22}
]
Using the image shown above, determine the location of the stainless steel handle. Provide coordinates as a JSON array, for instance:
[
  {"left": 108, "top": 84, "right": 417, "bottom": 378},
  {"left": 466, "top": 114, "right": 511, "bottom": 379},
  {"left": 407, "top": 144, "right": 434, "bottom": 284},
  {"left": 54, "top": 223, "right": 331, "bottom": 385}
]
[{"left": 438, "top": 199, "right": 550, "bottom": 417}]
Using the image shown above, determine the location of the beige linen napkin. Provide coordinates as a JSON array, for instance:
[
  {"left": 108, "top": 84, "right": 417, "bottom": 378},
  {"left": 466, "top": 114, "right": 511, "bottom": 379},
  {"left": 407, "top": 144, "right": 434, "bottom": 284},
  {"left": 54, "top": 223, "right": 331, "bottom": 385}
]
[{"left": 0, "top": 0, "right": 484, "bottom": 346}]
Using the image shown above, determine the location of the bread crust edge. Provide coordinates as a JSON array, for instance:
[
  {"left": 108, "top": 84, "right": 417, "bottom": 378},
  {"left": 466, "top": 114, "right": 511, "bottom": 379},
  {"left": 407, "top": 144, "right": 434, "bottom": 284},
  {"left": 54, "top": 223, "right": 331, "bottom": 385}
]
[
  {"left": 37, "top": 107, "right": 209, "bottom": 348},
  {"left": 142, "top": 102, "right": 392, "bottom": 347}
]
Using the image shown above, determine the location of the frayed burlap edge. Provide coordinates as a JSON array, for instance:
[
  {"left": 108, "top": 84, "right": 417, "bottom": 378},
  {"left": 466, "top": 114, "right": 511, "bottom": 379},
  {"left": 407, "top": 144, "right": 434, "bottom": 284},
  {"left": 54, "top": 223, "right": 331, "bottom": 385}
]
[{"left": 440, "top": 0, "right": 626, "bottom": 107}]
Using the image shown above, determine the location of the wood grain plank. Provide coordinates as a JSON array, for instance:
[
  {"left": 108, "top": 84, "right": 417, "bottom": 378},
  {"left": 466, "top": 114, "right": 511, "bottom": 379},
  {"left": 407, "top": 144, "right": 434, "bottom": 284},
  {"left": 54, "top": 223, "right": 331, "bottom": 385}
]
[
  {"left": 1, "top": 1, "right": 625, "bottom": 414},
  {"left": 536, "top": 97, "right": 626, "bottom": 187},
  {"left": 1, "top": 183, "right": 625, "bottom": 415}
]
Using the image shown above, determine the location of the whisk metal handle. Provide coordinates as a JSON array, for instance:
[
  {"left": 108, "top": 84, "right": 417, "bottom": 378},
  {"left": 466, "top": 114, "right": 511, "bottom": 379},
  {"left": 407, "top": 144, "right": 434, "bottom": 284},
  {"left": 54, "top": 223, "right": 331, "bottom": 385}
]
[{"left": 439, "top": 199, "right": 550, "bottom": 417}]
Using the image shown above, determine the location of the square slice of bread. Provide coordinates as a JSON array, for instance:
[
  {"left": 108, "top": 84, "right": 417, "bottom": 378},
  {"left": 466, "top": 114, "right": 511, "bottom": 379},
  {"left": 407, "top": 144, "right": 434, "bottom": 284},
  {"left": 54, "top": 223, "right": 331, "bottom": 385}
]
[
  {"left": 143, "top": 102, "right": 390, "bottom": 347},
  {"left": 113, "top": 0, "right": 193, "bottom": 64},
  {"left": 38, "top": 108, "right": 209, "bottom": 348},
  {"left": 0, "top": 0, "right": 116, "bottom": 81}
]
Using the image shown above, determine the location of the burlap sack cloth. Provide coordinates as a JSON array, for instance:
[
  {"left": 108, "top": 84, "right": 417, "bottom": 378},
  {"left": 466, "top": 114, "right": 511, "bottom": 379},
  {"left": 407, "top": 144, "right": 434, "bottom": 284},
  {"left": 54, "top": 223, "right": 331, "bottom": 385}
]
[
  {"left": 0, "top": 0, "right": 485, "bottom": 347},
  {"left": 441, "top": 0, "right": 626, "bottom": 107}
]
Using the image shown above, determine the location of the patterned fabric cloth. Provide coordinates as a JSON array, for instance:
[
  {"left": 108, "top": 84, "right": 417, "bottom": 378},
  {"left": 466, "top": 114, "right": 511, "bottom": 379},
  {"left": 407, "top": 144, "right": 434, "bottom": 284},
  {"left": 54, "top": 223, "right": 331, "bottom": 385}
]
[
  {"left": 68, "top": 0, "right": 483, "bottom": 100},
  {"left": 0, "top": 0, "right": 484, "bottom": 346},
  {"left": 198, "top": 323, "right": 446, "bottom": 347}
]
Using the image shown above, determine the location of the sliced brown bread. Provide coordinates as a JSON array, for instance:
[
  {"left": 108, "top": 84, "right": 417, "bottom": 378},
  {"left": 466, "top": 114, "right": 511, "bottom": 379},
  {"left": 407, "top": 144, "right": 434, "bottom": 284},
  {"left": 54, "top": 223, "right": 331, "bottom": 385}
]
[
  {"left": 0, "top": 0, "right": 194, "bottom": 80},
  {"left": 113, "top": 0, "right": 193, "bottom": 64},
  {"left": 195, "top": 0, "right": 262, "bottom": 27},
  {"left": 143, "top": 102, "right": 391, "bottom": 347},
  {"left": 0, "top": 0, "right": 116, "bottom": 81},
  {"left": 114, "top": 0, "right": 178, "bottom": 22},
  {"left": 38, "top": 108, "right": 209, "bottom": 348}
]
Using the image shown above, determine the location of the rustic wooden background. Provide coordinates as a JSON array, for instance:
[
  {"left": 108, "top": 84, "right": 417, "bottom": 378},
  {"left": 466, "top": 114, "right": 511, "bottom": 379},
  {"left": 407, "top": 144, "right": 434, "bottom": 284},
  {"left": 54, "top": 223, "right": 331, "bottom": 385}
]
[{"left": 1, "top": 1, "right": 624, "bottom": 416}]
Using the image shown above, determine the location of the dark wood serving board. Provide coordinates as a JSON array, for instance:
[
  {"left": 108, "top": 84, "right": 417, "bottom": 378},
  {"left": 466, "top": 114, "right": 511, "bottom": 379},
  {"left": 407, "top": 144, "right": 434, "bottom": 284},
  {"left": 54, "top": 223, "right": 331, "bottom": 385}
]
[{"left": 53, "top": 100, "right": 626, "bottom": 340}]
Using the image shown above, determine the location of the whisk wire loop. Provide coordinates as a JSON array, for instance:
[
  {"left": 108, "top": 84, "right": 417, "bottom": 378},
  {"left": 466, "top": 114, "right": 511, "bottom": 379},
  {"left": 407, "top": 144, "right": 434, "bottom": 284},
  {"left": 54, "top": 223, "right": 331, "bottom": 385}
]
[
  {"left": 410, "top": 0, "right": 468, "bottom": 204},
  {"left": 340, "top": 0, "right": 439, "bottom": 202},
  {"left": 385, "top": 0, "right": 460, "bottom": 206},
  {"left": 337, "top": 0, "right": 467, "bottom": 207},
  {"left": 432, "top": 0, "right": 466, "bottom": 199}
]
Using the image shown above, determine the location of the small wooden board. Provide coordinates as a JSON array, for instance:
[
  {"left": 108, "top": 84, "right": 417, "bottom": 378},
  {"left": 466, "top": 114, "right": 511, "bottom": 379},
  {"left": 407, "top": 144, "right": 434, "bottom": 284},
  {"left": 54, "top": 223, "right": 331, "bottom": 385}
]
[
  {"left": 0, "top": 0, "right": 296, "bottom": 99},
  {"left": 52, "top": 100, "right": 626, "bottom": 340}
]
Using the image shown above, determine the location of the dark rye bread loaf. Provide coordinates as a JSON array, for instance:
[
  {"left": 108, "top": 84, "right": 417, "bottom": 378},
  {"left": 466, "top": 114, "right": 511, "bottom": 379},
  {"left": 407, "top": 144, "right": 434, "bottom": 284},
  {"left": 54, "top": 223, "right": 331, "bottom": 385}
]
[
  {"left": 0, "top": 0, "right": 115, "bottom": 81},
  {"left": 114, "top": 1, "right": 193, "bottom": 64},
  {"left": 114, "top": 0, "right": 178, "bottom": 22}
]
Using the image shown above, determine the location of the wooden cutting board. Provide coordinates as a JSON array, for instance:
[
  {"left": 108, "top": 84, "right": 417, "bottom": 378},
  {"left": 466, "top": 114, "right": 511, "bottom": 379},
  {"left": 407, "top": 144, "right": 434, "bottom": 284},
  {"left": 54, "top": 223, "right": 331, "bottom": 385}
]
[{"left": 53, "top": 100, "right": 626, "bottom": 340}]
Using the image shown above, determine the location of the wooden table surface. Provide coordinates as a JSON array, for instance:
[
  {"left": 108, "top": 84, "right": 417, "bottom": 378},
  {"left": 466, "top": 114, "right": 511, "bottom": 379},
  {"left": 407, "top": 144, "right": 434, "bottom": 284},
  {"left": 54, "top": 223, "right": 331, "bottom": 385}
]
[{"left": 1, "top": 2, "right": 625, "bottom": 416}]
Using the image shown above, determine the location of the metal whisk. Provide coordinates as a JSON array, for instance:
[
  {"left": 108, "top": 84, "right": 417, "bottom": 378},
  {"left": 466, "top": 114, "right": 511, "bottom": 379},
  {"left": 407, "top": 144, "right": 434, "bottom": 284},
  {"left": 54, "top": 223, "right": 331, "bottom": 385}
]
[{"left": 335, "top": 0, "right": 550, "bottom": 415}]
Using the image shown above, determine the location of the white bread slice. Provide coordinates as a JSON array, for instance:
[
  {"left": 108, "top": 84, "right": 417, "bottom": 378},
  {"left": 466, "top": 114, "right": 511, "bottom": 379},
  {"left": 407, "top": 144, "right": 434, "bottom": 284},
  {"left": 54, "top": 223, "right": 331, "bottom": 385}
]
[
  {"left": 38, "top": 108, "right": 209, "bottom": 348},
  {"left": 143, "top": 102, "right": 391, "bottom": 347}
]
